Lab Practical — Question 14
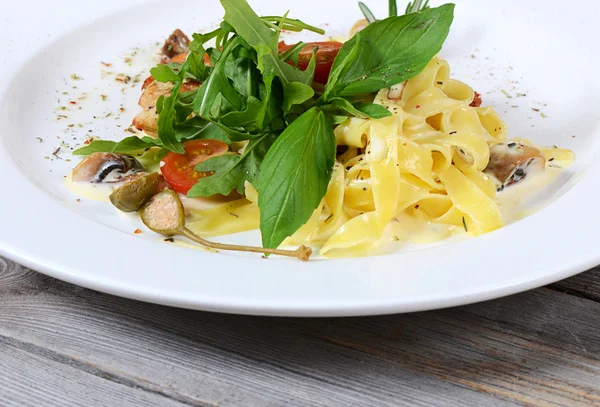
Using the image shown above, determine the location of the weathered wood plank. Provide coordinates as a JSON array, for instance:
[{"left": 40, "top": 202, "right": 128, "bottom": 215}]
[
  {"left": 0, "top": 334, "right": 195, "bottom": 407},
  {"left": 550, "top": 266, "right": 600, "bottom": 303},
  {"left": 2, "top": 256, "right": 600, "bottom": 407}
]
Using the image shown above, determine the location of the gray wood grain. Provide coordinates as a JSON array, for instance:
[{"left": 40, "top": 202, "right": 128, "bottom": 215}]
[
  {"left": 0, "top": 336, "right": 191, "bottom": 407},
  {"left": 2, "top": 256, "right": 600, "bottom": 407},
  {"left": 550, "top": 266, "right": 600, "bottom": 303}
]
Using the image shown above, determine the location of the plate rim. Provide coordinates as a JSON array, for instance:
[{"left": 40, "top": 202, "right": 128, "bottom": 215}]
[{"left": 1, "top": 0, "right": 600, "bottom": 316}]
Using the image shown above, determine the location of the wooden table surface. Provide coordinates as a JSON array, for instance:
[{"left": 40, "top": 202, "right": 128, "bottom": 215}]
[{"left": 2, "top": 257, "right": 600, "bottom": 407}]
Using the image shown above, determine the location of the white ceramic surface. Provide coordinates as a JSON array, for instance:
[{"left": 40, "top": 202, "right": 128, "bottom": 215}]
[{"left": 1, "top": 0, "right": 599, "bottom": 316}]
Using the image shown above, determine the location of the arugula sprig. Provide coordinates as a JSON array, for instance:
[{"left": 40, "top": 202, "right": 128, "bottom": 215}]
[
  {"left": 80, "top": 0, "right": 454, "bottom": 250},
  {"left": 359, "top": 0, "right": 431, "bottom": 22}
]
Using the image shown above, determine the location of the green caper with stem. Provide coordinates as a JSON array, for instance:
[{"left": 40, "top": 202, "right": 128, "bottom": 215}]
[{"left": 141, "top": 189, "right": 312, "bottom": 261}]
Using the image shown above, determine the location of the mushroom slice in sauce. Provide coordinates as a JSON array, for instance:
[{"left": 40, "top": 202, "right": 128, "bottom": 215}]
[
  {"left": 485, "top": 142, "right": 545, "bottom": 190},
  {"left": 387, "top": 81, "right": 407, "bottom": 101},
  {"left": 72, "top": 152, "right": 145, "bottom": 183}
]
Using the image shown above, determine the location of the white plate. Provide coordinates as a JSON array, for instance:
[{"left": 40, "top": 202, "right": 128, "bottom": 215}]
[{"left": 1, "top": 0, "right": 599, "bottom": 316}]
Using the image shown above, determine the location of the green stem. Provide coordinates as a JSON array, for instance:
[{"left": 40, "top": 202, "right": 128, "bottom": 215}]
[
  {"left": 389, "top": 0, "right": 397, "bottom": 16},
  {"left": 180, "top": 228, "right": 312, "bottom": 260},
  {"left": 279, "top": 41, "right": 307, "bottom": 62},
  {"left": 358, "top": 2, "right": 377, "bottom": 23},
  {"left": 405, "top": 0, "right": 430, "bottom": 14},
  {"left": 261, "top": 16, "right": 325, "bottom": 34}
]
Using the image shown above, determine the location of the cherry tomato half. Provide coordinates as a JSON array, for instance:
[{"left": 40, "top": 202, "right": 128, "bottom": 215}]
[
  {"left": 160, "top": 139, "right": 229, "bottom": 194},
  {"left": 278, "top": 41, "right": 343, "bottom": 84}
]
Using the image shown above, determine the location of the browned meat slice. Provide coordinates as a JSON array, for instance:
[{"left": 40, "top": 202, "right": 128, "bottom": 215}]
[
  {"left": 133, "top": 73, "right": 201, "bottom": 137},
  {"left": 161, "top": 29, "right": 190, "bottom": 61},
  {"left": 485, "top": 142, "right": 545, "bottom": 190},
  {"left": 470, "top": 91, "right": 482, "bottom": 107}
]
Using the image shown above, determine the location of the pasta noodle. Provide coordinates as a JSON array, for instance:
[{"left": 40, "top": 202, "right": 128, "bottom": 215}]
[{"left": 186, "top": 57, "right": 573, "bottom": 257}]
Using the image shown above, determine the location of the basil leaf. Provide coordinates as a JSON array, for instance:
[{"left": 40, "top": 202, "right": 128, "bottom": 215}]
[
  {"left": 72, "top": 137, "right": 158, "bottom": 155},
  {"left": 324, "top": 4, "right": 454, "bottom": 98},
  {"left": 258, "top": 107, "right": 335, "bottom": 249},
  {"left": 354, "top": 102, "right": 393, "bottom": 118},
  {"left": 188, "top": 133, "right": 276, "bottom": 197},
  {"left": 328, "top": 97, "right": 392, "bottom": 119}
]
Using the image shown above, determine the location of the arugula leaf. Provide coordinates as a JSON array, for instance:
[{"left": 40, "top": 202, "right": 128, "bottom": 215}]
[
  {"left": 192, "top": 39, "right": 247, "bottom": 124},
  {"left": 72, "top": 137, "right": 158, "bottom": 155},
  {"left": 188, "top": 133, "right": 277, "bottom": 197},
  {"left": 220, "top": 0, "right": 315, "bottom": 86},
  {"left": 157, "top": 81, "right": 185, "bottom": 153},
  {"left": 173, "top": 117, "right": 231, "bottom": 144},
  {"left": 257, "top": 107, "right": 335, "bottom": 249},
  {"left": 279, "top": 41, "right": 306, "bottom": 66},
  {"left": 324, "top": 4, "right": 454, "bottom": 98},
  {"left": 186, "top": 49, "right": 209, "bottom": 81},
  {"left": 150, "top": 64, "right": 182, "bottom": 83},
  {"left": 327, "top": 97, "right": 392, "bottom": 119},
  {"left": 193, "top": 37, "right": 285, "bottom": 138},
  {"left": 283, "top": 82, "right": 315, "bottom": 112},
  {"left": 260, "top": 16, "right": 325, "bottom": 35}
]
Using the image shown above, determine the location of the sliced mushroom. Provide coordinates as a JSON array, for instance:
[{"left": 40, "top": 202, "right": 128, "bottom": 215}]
[
  {"left": 141, "top": 189, "right": 313, "bottom": 261},
  {"left": 161, "top": 29, "right": 190, "bottom": 61},
  {"left": 485, "top": 142, "right": 545, "bottom": 190},
  {"left": 454, "top": 146, "right": 474, "bottom": 166},
  {"left": 387, "top": 81, "right": 407, "bottom": 101},
  {"left": 72, "top": 152, "right": 144, "bottom": 183}
]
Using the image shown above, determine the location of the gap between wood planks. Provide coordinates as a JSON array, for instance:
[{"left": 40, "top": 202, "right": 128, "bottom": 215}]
[{"left": 0, "top": 333, "right": 218, "bottom": 407}]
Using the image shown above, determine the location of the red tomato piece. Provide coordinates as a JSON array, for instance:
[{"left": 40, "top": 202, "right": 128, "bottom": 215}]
[
  {"left": 160, "top": 139, "right": 229, "bottom": 194},
  {"left": 278, "top": 41, "right": 343, "bottom": 84}
]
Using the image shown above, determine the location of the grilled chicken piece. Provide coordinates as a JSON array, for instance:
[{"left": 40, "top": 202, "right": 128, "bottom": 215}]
[
  {"left": 133, "top": 28, "right": 193, "bottom": 136},
  {"left": 485, "top": 142, "right": 545, "bottom": 189},
  {"left": 132, "top": 55, "right": 201, "bottom": 137},
  {"left": 161, "top": 29, "right": 190, "bottom": 61}
]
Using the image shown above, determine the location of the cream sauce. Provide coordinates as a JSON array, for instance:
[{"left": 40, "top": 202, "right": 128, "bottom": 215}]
[
  {"left": 64, "top": 171, "right": 112, "bottom": 202},
  {"left": 386, "top": 213, "right": 458, "bottom": 244},
  {"left": 495, "top": 167, "right": 560, "bottom": 222},
  {"left": 65, "top": 145, "right": 574, "bottom": 256}
]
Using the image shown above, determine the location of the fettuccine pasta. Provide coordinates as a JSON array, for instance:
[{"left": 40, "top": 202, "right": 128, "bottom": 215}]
[{"left": 175, "top": 57, "right": 574, "bottom": 257}]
